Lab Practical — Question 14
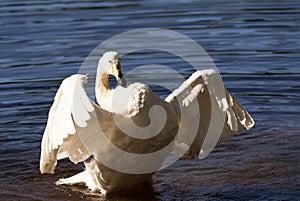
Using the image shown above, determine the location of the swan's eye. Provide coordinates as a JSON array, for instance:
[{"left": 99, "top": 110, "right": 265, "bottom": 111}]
[{"left": 109, "top": 60, "right": 112, "bottom": 64}]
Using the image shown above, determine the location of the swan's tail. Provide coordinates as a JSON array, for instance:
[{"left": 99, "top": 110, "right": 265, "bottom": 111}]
[{"left": 55, "top": 168, "right": 107, "bottom": 194}]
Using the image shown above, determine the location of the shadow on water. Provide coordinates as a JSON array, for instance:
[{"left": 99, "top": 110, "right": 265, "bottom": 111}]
[
  {"left": 88, "top": 187, "right": 159, "bottom": 201},
  {"left": 52, "top": 180, "right": 160, "bottom": 201}
]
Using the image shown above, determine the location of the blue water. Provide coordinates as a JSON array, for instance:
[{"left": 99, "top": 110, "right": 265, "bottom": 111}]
[{"left": 1, "top": 0, "right": 299, "bottom": 200}]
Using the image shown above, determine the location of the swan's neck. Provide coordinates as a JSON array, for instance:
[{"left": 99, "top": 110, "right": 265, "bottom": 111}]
[
  {"left": 97, "top": 73, "right": 110, "bottom": 92},
  {"left": 95, "top": 71, "right": 112, "bottom": 108}
]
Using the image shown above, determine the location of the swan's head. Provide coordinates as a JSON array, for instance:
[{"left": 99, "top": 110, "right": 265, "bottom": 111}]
[{"left": 98, "top": 51, "right": 127, "bottom": 86}]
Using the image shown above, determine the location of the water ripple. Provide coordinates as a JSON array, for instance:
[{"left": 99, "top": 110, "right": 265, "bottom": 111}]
[{"left": 1, "top": 0, "right": 300, "bottom": 200}]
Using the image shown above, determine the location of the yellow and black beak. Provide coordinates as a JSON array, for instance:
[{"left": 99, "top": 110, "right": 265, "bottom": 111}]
[
  {"left": 112, "top": 62, "right": 122, "bottom": 79},
  {"left": 112, "top": 62, "right": 127, "bottom": 87}
]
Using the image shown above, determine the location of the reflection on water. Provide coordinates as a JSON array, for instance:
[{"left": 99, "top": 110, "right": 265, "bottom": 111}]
[{"left": 1, "top": 0, "right": 299, "bottom": 200}]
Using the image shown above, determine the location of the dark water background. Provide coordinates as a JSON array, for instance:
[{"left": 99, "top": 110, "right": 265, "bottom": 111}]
[{"left": 1, "top": 0, "right": 300, "bottom": 200}]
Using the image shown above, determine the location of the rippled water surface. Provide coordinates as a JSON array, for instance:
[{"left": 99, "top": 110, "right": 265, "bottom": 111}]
[{"left": 1, "top": 0, "right": 300, "bottom": 200}]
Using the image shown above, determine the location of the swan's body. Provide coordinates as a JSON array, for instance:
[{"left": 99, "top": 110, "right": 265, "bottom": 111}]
[{"left": 40, "top": 51, "right": 254, "bottom": 195}]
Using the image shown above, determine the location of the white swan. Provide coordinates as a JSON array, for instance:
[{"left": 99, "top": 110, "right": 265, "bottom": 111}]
[{"left": 40, "top": 51, "right": 254, "bottom": 194}]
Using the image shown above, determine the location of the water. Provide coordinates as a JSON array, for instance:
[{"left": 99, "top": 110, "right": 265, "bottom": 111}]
[{"left": 1, "top": 0, "right": 300, "bottom": 200}]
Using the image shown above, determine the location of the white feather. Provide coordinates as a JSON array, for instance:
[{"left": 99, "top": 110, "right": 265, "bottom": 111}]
[
  {"left": 40, "top": 74, "right": 94, "bottom": 173},
  {"left": 165, "top": 69, "right": 254, "bottom": 159}
]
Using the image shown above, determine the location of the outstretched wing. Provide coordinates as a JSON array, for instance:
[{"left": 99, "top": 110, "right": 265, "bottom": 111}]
[
  {"left": 165, "top": 69, "right": 254, "bottom": 159},
  {"left": 40, "top": 75, "right": 178, "bottom": 175},
  {"left": 40, "top": 74, "right": 100, "bottom": 174}
]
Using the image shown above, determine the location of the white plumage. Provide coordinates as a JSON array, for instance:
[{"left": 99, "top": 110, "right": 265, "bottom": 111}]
[{"left": 40, "top": 51, "right": 254, "bottom": 195}]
